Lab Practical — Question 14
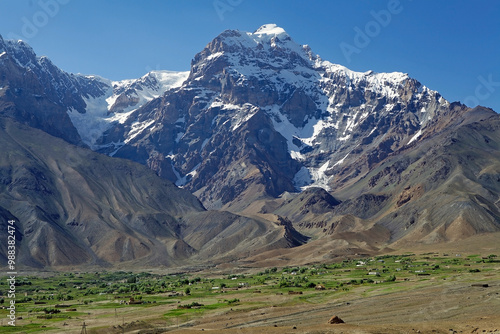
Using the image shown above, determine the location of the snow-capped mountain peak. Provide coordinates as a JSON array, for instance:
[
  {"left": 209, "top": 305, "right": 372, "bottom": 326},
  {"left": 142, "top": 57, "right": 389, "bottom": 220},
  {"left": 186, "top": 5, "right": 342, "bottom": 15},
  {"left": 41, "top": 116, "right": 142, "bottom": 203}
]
[
  {"left": 249, "top": 23, "right": 298, "bottom": 49},
  {"left": 0, "top": 28, "right": 456, "bottom": 209},
  {"left": 190, "top": 24, "right": 312, "bottom": 79},
  {"left": 254, "top": 23, "right": 287, "bottom": 35},
  {"left": 170, "top": 25, "right": 452, "bottom": 199},
  {"left": 67, "top": 70, "right": 189, "bottom": 149},
  {"left": 107, "top": 70, "right": 188, "bottom": 113},
  {"left": 218, "top": 23, "right": 297, "bottom": 50}
]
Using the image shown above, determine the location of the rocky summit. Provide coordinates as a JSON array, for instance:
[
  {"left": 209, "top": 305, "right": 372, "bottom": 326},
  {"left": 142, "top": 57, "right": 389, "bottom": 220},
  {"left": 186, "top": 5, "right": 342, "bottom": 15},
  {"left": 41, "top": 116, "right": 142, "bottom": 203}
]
[
  {"left": 0, "top": 24, "right": 499, "bottom": 268},
  {"left": 77, "top": 24, "right": 455, "bottom": 210}
]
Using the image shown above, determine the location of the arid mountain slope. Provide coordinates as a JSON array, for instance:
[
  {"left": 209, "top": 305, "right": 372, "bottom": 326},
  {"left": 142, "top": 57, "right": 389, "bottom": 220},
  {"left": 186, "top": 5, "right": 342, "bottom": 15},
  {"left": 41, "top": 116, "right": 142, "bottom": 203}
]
[
  {"left": 0, "top": 117, "right": 306, "bottom": 268},
  {"left": 269, "top": 107, "right": 500, "bottom": 246}
]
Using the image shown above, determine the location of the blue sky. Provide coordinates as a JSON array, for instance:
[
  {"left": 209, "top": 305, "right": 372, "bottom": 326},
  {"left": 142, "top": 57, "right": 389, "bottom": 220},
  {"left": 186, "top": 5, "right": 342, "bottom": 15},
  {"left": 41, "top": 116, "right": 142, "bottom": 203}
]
[{"left": 1, "top": 0, "right": 499, "bottom": 112}]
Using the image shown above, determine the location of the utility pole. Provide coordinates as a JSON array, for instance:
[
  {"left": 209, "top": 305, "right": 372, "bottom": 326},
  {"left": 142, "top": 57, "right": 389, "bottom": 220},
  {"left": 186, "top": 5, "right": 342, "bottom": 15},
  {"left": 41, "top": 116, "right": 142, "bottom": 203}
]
[{"left": 80, "top": 321, "right": 88, "bottom": 334}]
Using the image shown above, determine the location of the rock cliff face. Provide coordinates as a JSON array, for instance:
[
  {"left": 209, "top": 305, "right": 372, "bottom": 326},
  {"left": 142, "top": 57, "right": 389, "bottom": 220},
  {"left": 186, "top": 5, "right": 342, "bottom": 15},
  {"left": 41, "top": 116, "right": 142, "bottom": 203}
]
[
  {"left": 83, "top": 24, "right": 456, "bottom": 212},
  {"left": 0, "top": 36, "right": 106, "bottom": 145}
]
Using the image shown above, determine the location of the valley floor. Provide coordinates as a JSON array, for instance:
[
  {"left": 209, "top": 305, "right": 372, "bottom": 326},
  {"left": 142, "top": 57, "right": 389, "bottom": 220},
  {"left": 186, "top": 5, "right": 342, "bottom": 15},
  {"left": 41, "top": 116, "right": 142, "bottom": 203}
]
[
  {"left": 2, "top": 242, "right": 500, "bottom": 334},
  {"left": 170, "top": 277, "right": 500, "bottom": 334}
]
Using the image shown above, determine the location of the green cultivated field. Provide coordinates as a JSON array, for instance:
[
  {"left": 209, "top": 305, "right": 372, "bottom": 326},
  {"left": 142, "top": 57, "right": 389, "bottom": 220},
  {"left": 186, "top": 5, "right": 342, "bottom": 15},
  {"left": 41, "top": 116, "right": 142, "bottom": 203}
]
[{"left": 1, "top": 253, "right": 498, "bottom": 333}]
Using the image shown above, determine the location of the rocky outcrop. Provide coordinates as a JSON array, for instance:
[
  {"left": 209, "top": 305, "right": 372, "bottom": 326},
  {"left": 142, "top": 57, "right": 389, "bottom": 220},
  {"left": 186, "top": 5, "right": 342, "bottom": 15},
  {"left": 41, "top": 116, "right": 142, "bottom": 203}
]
[{"left": 328, "top": 315, "right": 345, "bottom": 324}]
